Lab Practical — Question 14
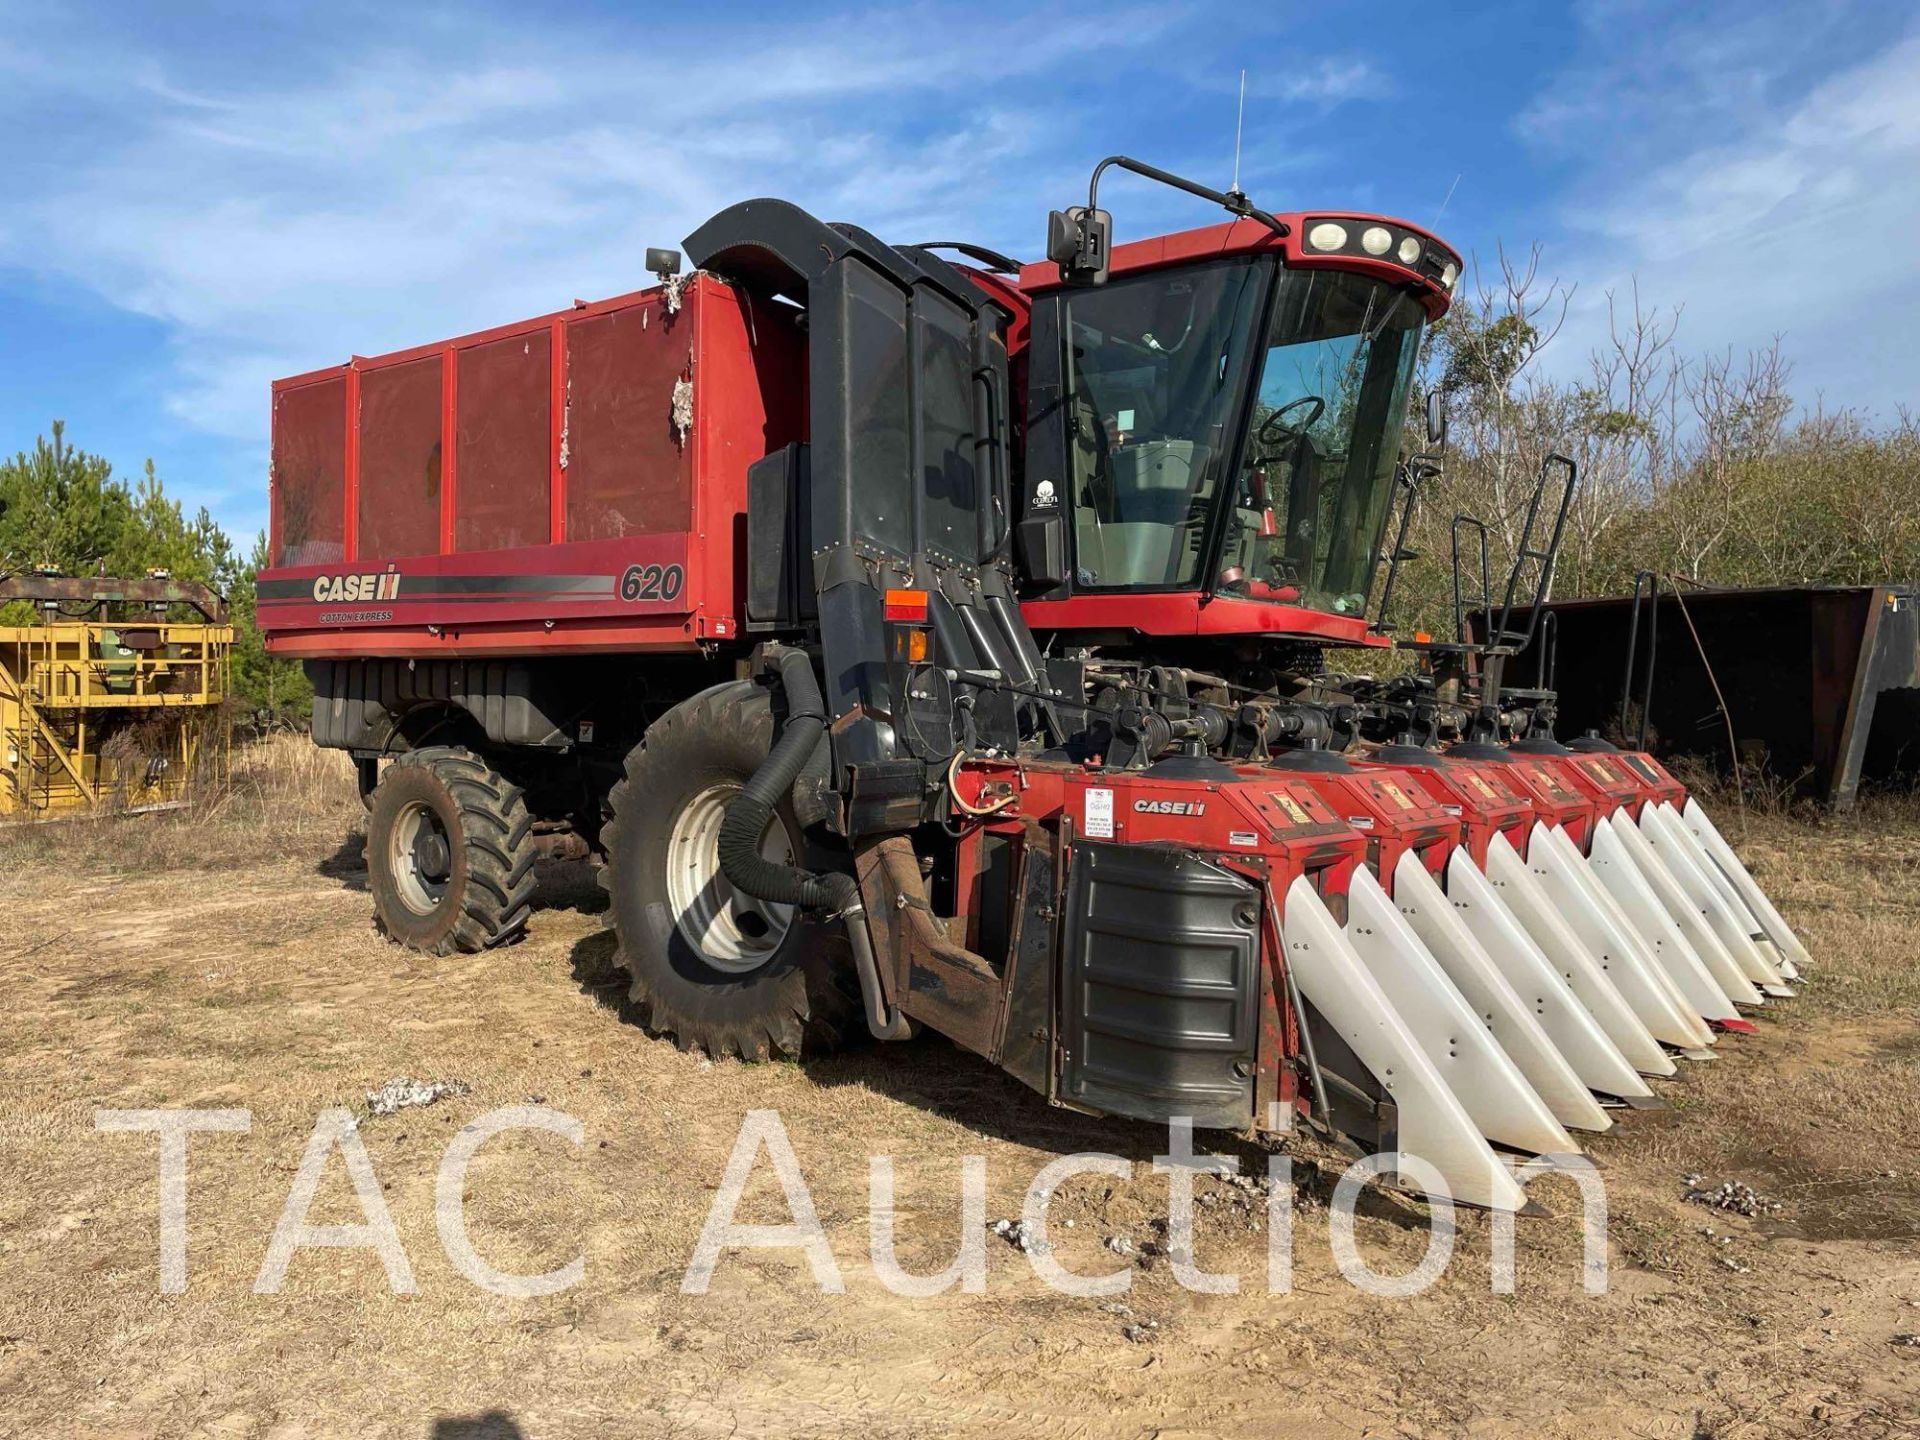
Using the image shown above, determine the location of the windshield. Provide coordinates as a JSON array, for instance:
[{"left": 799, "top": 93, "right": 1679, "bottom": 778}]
[
  {"left": 1218, "top": 268, "right": 1424, "bottom": 614},
  {"left": 1061, "top": 258, "right": 1267, "bottom": 588}
]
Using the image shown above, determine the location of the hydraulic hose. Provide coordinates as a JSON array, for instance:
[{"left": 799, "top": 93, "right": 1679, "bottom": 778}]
[{"left": 717, "top": 649, "right": 911, "bottom": 1040}]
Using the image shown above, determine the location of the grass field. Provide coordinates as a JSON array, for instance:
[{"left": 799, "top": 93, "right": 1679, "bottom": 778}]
[{"left": 1, "top": 738, "right": 1917, "bottom": 1439}]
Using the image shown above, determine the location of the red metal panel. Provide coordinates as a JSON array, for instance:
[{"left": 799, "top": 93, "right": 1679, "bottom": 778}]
[
  {"left": 565, "top": 297, "right": 693, "bottom": 540},
  {"left": 684, "top": 285, "right": 809, "bottom": 645},
  {"left": 253, "top": 532, "right": 692, "bottom": 657},
  {"left": 1500, "top": 756, "right": 1597, "bottom": 850},
  {"left": 548, "top": 318, "right": 566, "bottom": 543},
  {"left": 1612, "top": 750, "right": 1689, "bottom": 810},
  {"left": 356, "top": 355, "right": 443, "bottom": 560},
  {"left": 455, "top": 330, "right": 552, "bottom": 553},
  {"left": 343, "top": 368, "right": 360, "bottom": 561},
  {"left": 261, "top": 275, "right": 806, "bottom": 655},
  {"left": 440, "top": 346, "right": 457, "bottom": 554},
  {"left": 270, "top": 374, "right": 347, "bottom": 567},
  {"left": 1021, "top": 591, "right": 1384, "bottom": 647},
  {"left": 1544, "top": 752, "right": 1650, "bottom": 823},
  {"left": 1355, "top": 755, "right": 1534, "bottom": 867},
  {"left": 1286, "top": 768, "right": 1461, "bottom": 882}
]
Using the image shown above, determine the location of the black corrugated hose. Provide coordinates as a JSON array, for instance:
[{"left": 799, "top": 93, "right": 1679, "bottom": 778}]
[
  {"left": 717, "top": 648, "right": 910, "bottom": 1039},
  {"left": 716, "top": 648, "right": 844, "bottom": 909}
]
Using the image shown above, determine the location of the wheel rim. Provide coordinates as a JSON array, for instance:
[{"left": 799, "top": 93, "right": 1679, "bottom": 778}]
[
  {"left": 390, "top": 799, "right": 454, "bottom": 915},
  {"left": 667, "top": 784, "right": 796, "bottom": 973}
]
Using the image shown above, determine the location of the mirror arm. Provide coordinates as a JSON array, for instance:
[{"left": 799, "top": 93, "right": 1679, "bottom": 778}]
[{"left": 1087, "top": 156, "right": 1291, "bottom": 238}]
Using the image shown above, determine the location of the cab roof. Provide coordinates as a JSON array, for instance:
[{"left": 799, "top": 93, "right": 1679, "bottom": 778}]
[{"left": 1018, "top": 213, "right": 1461, "bottom": 320}]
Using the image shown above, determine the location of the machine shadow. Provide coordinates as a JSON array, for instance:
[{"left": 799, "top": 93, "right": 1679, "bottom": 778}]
[
  {"left": 563, "top": 926, "right": 1430, "bottom": 1230},
  {"left": 528, "top": 855, "right": 609, "bottom": 918},
  {"left": 317, "top": 829, "right": 369, "bottom": 891},
  {"left": 429, "top": 1413, "right": 525, "bottom": 1440}
]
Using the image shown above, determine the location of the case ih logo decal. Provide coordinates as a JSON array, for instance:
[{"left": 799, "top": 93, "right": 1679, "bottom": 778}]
[
  {"left": 1134, "top": 798, "right": 1206, "bottom": 817},
  {"left": 261, "top": 570, "right": 660, "bottom": 608},
  {"left": 311, "top": 571, "right": 402, "bottom": 603}
]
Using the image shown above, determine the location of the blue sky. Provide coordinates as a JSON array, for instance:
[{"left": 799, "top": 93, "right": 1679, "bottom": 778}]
[{"left": 1, "top": 0, "right": 1915, "bottom": 544}]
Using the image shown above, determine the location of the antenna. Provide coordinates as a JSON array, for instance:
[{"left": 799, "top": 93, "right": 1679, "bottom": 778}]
[
  {"left": 1434, "top": 171, "right": 1462, "bottom": 225},
  {"left": 1230, "top": 69, "right": 1247, "bottom": 194}
]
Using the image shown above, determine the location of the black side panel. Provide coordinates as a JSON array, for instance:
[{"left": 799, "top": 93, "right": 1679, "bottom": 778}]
[
  {"left": 305, "top": 658, "right": 569, "bottom": 751},
  {"left": 745, "top": 443, "right": 813, "bottom": 629},
  {"left": 682, "top": 198, "right": 856, "bottom": 296},
  {"left": 1060, "top": 842, "right": 1260, "bottom": 1128},
  {"left": 825, "top": 258, "right": 915, "bottom": 562},
  {"left": 995, "top": 836, "right": 1058, "bottom": 1096},
  {"left": 1017, "top": 295, "right": 1073, "bottom": 602}
]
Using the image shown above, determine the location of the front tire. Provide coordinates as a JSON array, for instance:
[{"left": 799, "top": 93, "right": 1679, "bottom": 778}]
[
  {"left": 600, "top": 681, "right": 851, "bottom": 1059},
  {"left": 367, "top": 746, "right": 538, "bottom": 954}
]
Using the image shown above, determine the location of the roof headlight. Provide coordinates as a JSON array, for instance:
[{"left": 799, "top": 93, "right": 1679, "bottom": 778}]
[
  {"left": 1397, "top": 236, "right": 1421, "bottom": 265},
  {"left": 1440, "top": 261, "right": 1459, "bottom": 289},
  {"left": 1360, "top": 225, "right": 1393, "bottom": 256},
  {"left": 1307, "top": 221, "right": 1348, "bottom": 252}
]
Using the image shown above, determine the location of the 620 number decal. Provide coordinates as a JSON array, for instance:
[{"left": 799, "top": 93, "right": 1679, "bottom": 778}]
[{"left": 619, "top": 563, "right": 686, "bottom": 603}]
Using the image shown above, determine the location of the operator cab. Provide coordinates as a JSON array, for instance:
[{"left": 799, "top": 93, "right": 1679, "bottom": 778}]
[{"left": 1015, "top": 202, "right": 1458, "bottom": 645}]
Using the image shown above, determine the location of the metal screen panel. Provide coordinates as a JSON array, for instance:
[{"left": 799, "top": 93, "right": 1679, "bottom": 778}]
[
  {"left": 565, "top": 301, "right": 693, "bottom": 541},
  {"left": 271, "top": 375, "right": 346, "bottom": 567},
  {"left": 456, "top": 330, "right": 552, "bottom": 553},
  {"left": 357, "top": 355, "right": 443, "bottom": 560}
]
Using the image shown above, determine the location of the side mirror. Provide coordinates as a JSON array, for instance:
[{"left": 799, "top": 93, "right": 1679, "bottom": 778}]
[
  {"left": 646, "top": 246, "right": 682, "bottom": 278},
  {"left": 1425, "top": 390, "right": 1447, "bottom": 447},
  {"left": 1044, "top": 207, "right": 1112, "bottom": 286}
]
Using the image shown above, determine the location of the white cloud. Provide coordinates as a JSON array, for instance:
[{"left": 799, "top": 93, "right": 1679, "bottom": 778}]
[
  {"left": 0, "top": 2, "right": 1184, "bottom": 511},
  {"left": 0, "top": 3, "right": 1426, "bottom": 537},
  {"left": 1261, "top": 57, "right": 1390, "bottom": 106},
  {"left": 1522, "top": 19, "right": 1920, "bottom": 419}
]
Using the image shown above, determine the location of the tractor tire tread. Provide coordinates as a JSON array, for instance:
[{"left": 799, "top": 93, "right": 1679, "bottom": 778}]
[
  {"left": 377, "top": 746, "right": 538, "bottom": 956},
  {"left": 599, "top": 681, "right": 855, "bottom": 1061}
]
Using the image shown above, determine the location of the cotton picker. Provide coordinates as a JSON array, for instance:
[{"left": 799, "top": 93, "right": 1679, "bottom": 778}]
[{"left": 257, "top": 157, "right": 1809, "bottom": 1214}]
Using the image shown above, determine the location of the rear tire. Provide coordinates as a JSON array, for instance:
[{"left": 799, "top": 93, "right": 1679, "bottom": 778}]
[
  {"left": 367, "top": 746, "right": 538, "bottom": 955},
  {"left": 600, "top": 681, "right": 852, "bottom": 1060}
]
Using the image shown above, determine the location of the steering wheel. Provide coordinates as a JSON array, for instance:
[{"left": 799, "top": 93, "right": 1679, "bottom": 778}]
[{"left": 1255, "top": 395, "right": 1325, "bottom": 459}]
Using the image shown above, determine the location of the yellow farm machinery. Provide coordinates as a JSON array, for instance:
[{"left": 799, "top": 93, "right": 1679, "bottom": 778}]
[{"left": 0, "top": 573, "right": 232, "bottom": 819}]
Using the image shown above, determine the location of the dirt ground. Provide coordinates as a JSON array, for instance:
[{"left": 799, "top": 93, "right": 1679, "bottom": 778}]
[{"left": 2, "top": 741, "right": 1918, "bottom": 1439}]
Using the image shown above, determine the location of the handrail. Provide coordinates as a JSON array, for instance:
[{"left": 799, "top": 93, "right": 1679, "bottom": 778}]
[
  {"left": 1372, "top": 455, "right": 1435, "bottom": 634},
  {"left": 1487, "top": 453, "right": 1578, "bottom": 656},
  {"left": 1619, "top": 570, "right": 1660, "bottom": 749},
  {"left": 1450, "top": 514, "right": 1491, "bottom": 646}
]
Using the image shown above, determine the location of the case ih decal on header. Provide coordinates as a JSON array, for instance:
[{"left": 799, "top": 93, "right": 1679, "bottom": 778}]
[
  {"left": 258, "top": 157, "right": 1811, "bottom": 1217},
  {"left": 1135, "top": 798, "right": 1206, "bottom": 817}
]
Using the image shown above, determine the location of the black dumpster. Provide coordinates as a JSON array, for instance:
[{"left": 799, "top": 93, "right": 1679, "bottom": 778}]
[{"left": 1490, "top": 585, "right": 1920, "bottom": 810}]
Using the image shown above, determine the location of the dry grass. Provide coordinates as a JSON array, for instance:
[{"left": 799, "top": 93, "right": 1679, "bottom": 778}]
[
  {"left": 0, "top": 740, "right": 1917, "bottom": 1439},
  {"left": 0, "top": 734, "right": 362, "bottom": 875}
]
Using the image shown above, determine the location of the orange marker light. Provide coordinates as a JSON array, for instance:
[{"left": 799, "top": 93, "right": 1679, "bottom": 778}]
[
  {"left": 887, "top": 625, "right": 930, "bottom": 663},
  {"left": 883, "top": 588, "right": 930, "bottom": 622}
]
